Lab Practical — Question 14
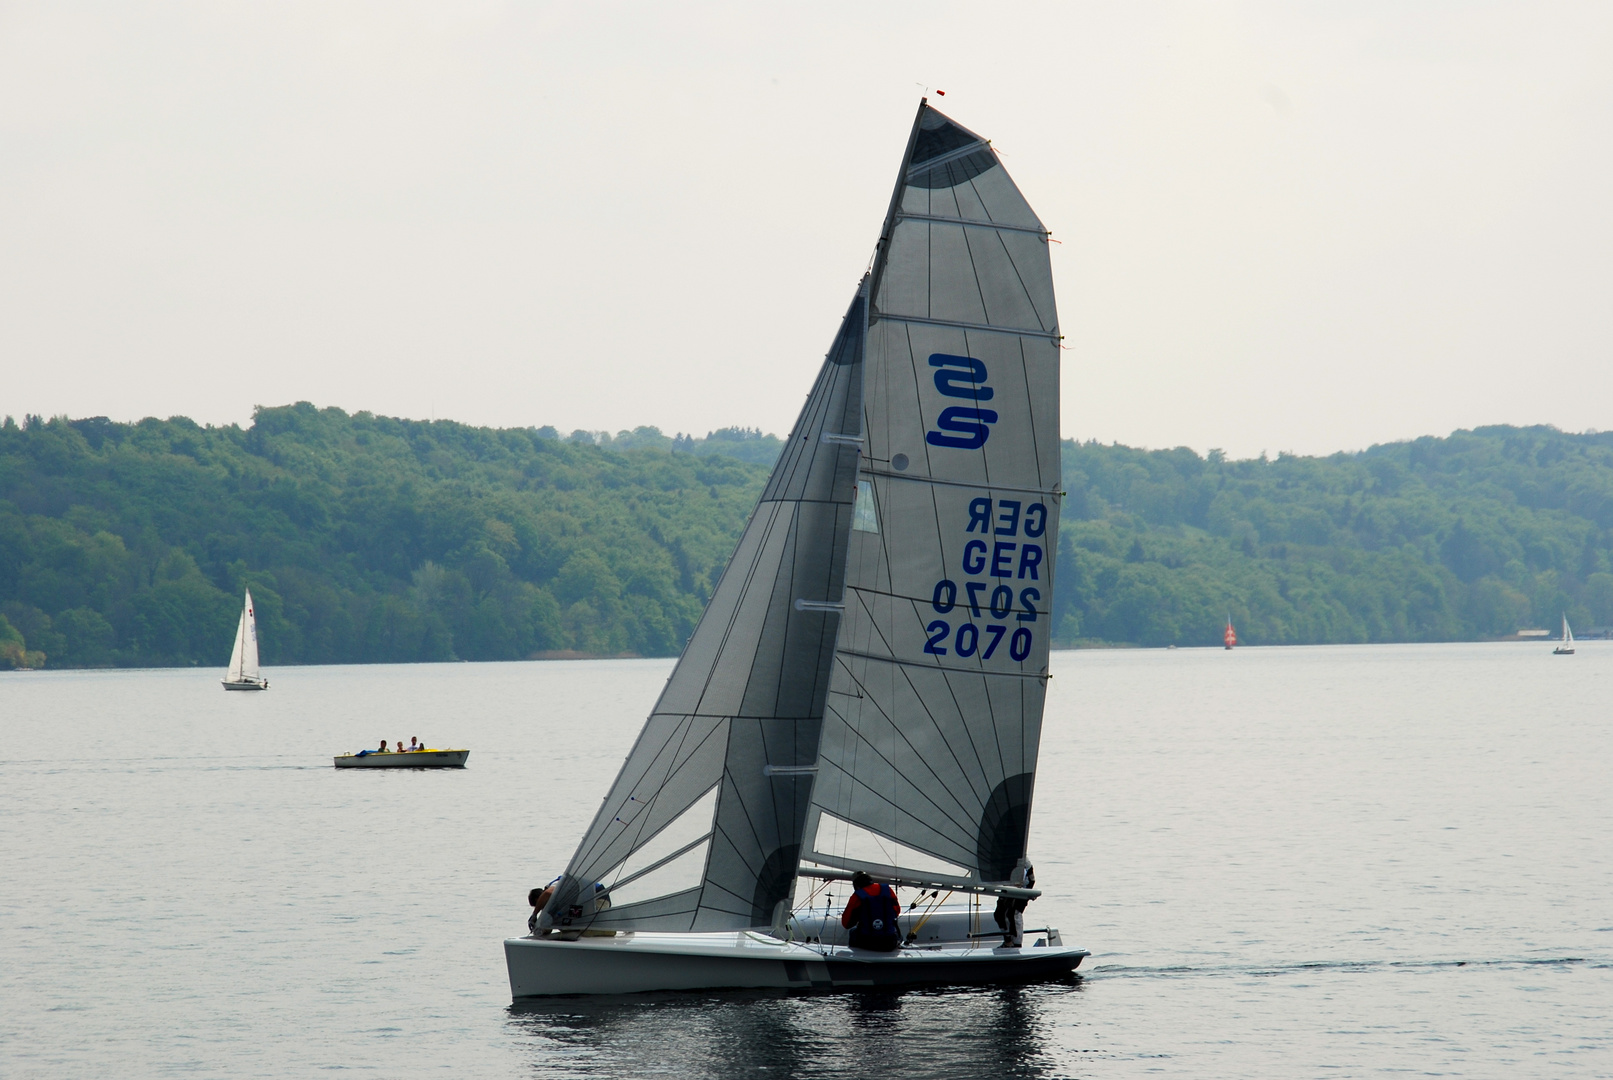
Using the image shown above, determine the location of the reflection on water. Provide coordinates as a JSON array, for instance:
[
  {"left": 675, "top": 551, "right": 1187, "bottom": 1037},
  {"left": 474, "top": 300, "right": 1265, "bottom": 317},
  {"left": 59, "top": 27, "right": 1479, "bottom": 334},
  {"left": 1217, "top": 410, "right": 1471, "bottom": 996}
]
[{"left": 508, "top": 980, "right": 1086, "bottom": 1079}]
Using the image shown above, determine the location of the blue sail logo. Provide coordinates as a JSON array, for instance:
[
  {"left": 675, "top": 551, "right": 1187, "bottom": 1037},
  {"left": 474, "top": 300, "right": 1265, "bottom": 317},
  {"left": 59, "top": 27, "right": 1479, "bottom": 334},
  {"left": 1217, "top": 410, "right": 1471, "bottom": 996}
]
[{"left": 925, "top": 354, "right": 998, "bottom": 450}]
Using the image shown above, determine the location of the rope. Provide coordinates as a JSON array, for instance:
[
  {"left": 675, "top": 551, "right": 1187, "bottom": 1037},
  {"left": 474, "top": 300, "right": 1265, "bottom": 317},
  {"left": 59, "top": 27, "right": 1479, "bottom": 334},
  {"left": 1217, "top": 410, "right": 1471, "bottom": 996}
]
[{"left": 906, "top": 889, "right": 953, "bottom": 940}]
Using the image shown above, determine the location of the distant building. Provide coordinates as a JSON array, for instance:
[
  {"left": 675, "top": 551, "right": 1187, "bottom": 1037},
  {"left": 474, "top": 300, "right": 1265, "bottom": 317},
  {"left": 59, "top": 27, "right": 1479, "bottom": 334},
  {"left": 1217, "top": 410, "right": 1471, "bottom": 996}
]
[{"left": 1516, "top": 629, "right": 1551, "bottom": 638}]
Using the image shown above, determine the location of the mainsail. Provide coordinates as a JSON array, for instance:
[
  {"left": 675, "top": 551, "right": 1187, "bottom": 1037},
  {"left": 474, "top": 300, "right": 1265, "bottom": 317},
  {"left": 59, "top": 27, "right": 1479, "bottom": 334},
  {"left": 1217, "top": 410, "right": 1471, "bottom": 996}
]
[
  {"left": 801, "top": 103, "right": 1061, "bottom": 888},
  {"left": 228, "top": 590, "right": 261, "bottom": 683},
  {"left": 542, "top": 100, "right": 1059, "bottom": 934},
  {"left": 544, "top": 289, "right": 867, "bottom": 933}
]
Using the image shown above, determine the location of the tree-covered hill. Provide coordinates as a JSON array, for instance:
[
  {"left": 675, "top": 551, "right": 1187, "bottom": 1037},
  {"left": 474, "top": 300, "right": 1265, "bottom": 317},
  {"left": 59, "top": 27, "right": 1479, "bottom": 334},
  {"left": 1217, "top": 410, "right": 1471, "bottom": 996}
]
[
  {"left": 1055, "top": 427, "right": 1613, "bottom": 646},
  {"left": 0, "top": 406, "right": 776, "bottom": 668},
  {"left": 4, "top": 408, "right": 1613, "bottom": 668}
]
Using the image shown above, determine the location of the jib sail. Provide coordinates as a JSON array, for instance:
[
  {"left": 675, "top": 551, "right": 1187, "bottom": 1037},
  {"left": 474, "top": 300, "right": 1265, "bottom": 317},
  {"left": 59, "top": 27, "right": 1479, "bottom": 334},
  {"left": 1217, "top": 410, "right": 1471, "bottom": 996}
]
[{"left": 542, "top": 287, "right": 867, "bottom": 933}]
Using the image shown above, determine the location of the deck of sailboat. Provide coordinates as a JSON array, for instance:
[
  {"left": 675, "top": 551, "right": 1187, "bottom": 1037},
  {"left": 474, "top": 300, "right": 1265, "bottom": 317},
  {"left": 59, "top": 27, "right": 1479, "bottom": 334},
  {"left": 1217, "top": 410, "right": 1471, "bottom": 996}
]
[{"left": 505, "top": 930, "right": 1087, "bottom": 997}]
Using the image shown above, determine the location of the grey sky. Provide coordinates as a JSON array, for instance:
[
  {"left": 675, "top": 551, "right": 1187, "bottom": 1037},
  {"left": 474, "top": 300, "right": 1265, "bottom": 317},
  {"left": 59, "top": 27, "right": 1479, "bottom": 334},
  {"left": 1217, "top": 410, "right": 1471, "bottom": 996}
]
[{"left": 3, "top": 2, "right": 1611, "bottom": 458}]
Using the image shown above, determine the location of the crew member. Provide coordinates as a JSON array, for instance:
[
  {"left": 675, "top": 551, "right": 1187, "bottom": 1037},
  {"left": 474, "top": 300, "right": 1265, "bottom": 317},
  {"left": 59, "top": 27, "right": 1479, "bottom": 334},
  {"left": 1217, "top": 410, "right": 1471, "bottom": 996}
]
[
  {"left": 528, "top": 881, "right": 557, "bottom": 935},
  {"left": 840, "top": 870, "right": 901, "bottom": 951},
  {"left": 993, "top": 864, "right": 1035, "bottom": 948}
]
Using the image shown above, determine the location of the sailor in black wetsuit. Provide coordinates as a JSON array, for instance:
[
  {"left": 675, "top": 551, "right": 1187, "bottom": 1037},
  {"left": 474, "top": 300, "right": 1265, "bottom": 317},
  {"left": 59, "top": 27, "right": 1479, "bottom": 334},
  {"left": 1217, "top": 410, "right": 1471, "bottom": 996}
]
[
  {"left": 993, "top": 863, "right": 1035, "bottom": 948},
  {"left": 840, "top": 871, "right": 901, "bottom": 951}
]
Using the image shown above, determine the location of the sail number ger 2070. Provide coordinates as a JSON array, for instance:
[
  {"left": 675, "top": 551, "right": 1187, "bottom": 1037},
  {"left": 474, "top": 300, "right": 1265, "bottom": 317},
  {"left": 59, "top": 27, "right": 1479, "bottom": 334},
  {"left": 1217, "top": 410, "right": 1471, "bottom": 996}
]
[{"left": 926, "top": 497, "right": 1046, "bottom": 663}]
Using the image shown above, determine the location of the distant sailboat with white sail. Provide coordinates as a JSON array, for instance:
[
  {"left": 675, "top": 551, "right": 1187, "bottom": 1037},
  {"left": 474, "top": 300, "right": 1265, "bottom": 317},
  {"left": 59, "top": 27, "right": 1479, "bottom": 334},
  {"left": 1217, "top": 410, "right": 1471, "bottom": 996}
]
[
  {"left": 1554, "top": 614, "right": 1575, "bottom": 655},
  {"left": 222, "top": 589, "right": 269, "bottom": 690},
  {"left": 505, "top": 99, "right": 1087, "bottom": 996}
]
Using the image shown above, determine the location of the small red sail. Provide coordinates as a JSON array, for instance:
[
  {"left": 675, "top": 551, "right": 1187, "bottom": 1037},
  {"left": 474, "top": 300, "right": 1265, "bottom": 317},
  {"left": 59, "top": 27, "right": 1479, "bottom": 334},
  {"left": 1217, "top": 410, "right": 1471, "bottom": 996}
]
[{"left": 1223, "top": 619, "right": 1237, "bottom": 650}]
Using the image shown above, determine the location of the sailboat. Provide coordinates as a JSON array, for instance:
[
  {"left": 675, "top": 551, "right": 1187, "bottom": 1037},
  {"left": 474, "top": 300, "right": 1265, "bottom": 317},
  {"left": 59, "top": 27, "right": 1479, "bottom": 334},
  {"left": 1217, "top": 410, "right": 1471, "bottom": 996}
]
[
  {"left": 1224, "top": 616, "right": 1237, "bottom": 650},
  {"left": 505, "top": 100, "right": 1088, "bottom": 997},
  {"left": 1554, "top": 614, "right": 1575, "bottom": 655},
  {"left": 222, "top": 589, "right": 269, "bottom": 690}
]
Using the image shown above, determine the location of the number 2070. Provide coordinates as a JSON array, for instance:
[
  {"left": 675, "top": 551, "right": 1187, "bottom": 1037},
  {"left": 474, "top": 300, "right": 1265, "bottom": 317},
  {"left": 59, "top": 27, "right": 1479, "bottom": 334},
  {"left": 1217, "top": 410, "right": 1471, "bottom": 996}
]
[{"left": 925, "top": 621, "right": 1032, "bottom": 661}]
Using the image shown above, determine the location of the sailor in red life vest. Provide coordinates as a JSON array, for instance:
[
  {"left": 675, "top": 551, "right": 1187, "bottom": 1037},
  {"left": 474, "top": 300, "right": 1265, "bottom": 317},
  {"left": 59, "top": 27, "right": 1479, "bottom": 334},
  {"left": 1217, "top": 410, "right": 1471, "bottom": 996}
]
[{"left": 840, "top": 870, "right": 901, "bottom": 951}]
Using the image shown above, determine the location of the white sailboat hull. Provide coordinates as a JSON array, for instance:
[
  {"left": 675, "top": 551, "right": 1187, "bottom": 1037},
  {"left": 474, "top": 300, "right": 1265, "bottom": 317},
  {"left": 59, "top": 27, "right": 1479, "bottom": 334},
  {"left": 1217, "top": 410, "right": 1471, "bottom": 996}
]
[
  {"left": 504, "top": 930, "right": 1087, "bottom": 998},
  {"left": 222, "top": 678, "right": 269, "bottom": 691}
]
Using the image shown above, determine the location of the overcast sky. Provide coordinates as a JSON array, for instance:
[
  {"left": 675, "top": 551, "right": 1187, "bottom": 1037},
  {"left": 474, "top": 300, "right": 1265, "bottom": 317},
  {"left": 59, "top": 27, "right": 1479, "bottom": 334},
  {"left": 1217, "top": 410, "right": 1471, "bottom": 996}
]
[{"left": 4, "top": 1, "right": 1611, "bottom": 458}]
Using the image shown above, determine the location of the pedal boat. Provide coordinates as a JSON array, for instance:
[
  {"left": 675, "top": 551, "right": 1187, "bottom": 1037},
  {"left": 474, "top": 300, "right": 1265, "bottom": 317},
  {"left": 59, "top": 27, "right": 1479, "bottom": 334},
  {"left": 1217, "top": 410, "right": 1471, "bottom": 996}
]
[{"left": 333, "top": 749, "right": 469, "bottom": 768}]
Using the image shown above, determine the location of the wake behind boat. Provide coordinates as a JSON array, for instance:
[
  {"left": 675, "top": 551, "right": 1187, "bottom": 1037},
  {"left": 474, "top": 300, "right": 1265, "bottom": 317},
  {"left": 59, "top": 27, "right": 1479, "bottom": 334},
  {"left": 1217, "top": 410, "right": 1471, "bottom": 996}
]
[
  {"left": 222, "top": 589, "right": 268, "bottom": 690},
  {"left": 507, "top": 99, "right": 1085, "bottom": 998},
  {"left": 334, "top": 747, "right": 468, "bottom": 768}
]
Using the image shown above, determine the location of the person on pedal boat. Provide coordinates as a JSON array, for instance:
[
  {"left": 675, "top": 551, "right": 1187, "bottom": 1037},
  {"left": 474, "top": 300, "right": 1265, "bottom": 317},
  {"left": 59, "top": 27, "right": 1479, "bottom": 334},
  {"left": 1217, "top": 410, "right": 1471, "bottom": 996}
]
[{"left": 841, "top": 871, "right": 901, "bottom": 951}]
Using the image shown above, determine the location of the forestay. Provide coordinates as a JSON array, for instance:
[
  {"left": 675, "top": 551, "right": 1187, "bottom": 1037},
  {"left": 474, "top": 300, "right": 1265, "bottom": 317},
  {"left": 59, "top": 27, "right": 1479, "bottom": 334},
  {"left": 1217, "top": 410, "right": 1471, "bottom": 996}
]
[
  {"left": 543, "top": 288, "right": 867, "bottom": 933},
  {"left": 802, "top": 102, "right": 1062, "bottom": 887}
]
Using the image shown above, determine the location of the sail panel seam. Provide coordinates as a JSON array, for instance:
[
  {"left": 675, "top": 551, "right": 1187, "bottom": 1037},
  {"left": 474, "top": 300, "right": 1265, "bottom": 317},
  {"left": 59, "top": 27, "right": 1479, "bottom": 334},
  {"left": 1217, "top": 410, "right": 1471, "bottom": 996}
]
[
  {"left": 814, "top": 727, "right": 981, "bottom": 848},
  {"left": 826, "top": 661, "right": 986, "bottom": 830}
]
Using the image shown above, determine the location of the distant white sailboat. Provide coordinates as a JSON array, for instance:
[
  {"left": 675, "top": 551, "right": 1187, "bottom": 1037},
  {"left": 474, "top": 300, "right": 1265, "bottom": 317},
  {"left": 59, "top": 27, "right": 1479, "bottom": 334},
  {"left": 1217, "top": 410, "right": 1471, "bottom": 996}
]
[
  {"left": 222, "top": 589, "right": 269, "bottom": 690},
  {"left": 505, "top": 99, "right": 1087, "bottom": 997},
  {"left": 1554, "top": 614, "right": 1575, "bottom": 655}
]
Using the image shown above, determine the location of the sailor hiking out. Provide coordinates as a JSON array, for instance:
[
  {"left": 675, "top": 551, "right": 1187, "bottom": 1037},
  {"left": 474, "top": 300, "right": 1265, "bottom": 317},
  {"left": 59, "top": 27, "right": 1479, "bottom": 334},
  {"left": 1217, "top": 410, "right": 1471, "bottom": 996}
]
[{"left": 841, "top": 871, "right": 902, "bottom": 952}]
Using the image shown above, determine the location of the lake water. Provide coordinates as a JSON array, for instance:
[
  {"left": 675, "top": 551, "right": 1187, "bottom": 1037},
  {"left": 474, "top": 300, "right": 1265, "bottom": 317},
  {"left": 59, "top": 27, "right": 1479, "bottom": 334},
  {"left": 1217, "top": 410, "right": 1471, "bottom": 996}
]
[{"left": 2, "top": 643, "right": 1609, "bottom": 1078}]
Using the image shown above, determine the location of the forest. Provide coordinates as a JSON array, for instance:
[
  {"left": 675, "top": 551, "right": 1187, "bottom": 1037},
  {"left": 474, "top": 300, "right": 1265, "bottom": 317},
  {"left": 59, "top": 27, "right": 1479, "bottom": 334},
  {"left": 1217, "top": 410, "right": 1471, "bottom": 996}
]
[
  {"left": 4, "top": 406, "right": 1613, "bottom": 668},
  {"left": 1053, "top": 428, "right": 1613, "bottom": 646}
]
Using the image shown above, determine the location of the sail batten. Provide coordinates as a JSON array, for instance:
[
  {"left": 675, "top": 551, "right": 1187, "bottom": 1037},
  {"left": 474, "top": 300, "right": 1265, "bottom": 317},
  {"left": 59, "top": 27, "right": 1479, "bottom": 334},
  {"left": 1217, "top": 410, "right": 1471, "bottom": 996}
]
[{"left": 871, "top": 314, "right": 1059, "bottom": 340}]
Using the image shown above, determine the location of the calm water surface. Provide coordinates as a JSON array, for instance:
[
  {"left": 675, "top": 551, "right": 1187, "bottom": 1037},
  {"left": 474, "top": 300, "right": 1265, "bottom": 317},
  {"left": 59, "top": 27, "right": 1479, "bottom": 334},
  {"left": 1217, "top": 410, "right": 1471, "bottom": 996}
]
[{"left": 2, "top": 644, "right": 1609, "bottom": 1077}]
